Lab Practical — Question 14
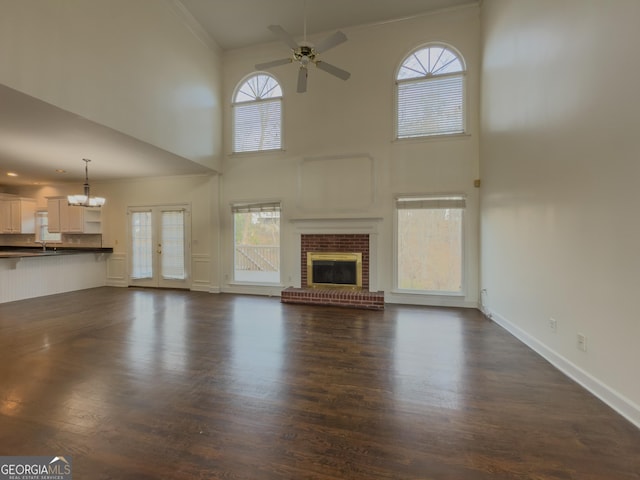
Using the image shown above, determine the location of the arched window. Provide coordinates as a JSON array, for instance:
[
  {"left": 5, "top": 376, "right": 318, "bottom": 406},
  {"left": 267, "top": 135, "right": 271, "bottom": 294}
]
[
  {"left": 233, "top": 73, "right": 283, "bottom": 153},
  {"left": 396, "top": 44, "right": 466, "bottom": 139}
]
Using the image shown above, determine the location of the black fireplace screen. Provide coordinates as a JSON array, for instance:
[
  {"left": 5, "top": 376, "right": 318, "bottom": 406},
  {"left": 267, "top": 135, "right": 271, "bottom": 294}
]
[{"left": 312, "top": 260, "right": 357, "bottom": 285}]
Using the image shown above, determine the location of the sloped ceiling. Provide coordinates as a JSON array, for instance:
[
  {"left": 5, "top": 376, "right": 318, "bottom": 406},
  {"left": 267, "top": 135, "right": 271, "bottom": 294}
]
[
  {"left": 0, "top": 0, "right": 476, "bottom": 187},
  {"left": 180, "top": 0, "right": 476, "bottom": 50}
]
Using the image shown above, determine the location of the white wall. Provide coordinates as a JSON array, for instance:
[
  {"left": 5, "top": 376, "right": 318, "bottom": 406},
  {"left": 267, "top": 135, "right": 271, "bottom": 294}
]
[
  {"left": 220, "top": 6, "right": 481, "bottom": 306},
  {"left": 0, "top": 0, "right": 222, "bottom": 170},
  {"left": 480, "top": 0, "right": 640, "bottom": 426}
]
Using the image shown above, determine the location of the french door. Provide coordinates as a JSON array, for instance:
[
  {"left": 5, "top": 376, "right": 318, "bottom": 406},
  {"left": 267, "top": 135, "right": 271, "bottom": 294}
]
[{"left": 128, "top": 205, "right": 191, "bottom": 289}]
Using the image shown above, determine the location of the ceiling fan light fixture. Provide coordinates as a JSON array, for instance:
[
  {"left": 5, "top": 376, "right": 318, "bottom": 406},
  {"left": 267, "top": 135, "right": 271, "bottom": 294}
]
[
  {"left": 67, "top": 158, "right": 105, "bottom": 207},
  {"left": 256, "top": 23, "right": 350, "bottom": 93}
]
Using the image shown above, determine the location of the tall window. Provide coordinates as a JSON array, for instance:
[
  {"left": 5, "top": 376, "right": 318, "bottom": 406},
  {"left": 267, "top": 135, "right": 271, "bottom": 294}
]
[
  {"left": 396, "top": 44, "right": 466, "bottom": 139},
  {"left": 233, "top": 202, "right": 281, "bottom": 284},
  {"left": 233, "top": 73, "right": 283, "bottom": 153},
  {"left": 396, "top": 195, "right": 465, "bottom": 294}
]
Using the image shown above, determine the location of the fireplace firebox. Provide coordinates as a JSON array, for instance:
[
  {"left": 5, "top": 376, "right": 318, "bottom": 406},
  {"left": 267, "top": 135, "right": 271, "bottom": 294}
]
[{"left": 307, "top": 252, "right": 362, "bottom": 289}]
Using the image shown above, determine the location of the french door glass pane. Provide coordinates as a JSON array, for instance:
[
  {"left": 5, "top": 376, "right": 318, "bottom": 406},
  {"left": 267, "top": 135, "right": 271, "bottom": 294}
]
[
  {"left": 131, "top": 211, "right": 153, "bottom": 279},
  {"left": 161, "top": 211, "right": 186, "bottom": 280}
]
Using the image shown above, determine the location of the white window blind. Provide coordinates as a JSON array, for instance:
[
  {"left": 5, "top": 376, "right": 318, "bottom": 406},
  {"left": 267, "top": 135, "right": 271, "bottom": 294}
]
[
  {"left": 231, "top": 202, "right": 281, "bottom": 214},
  {"left": 233, "top": 99, "right": 282, "bottom": 152},
  {"left": 233, "top": 74, "right": 283, "bottom": 153},
  {"left": 131, "top": 211, "right": 153, "bottom": 280},
  {"left": 397, "top": 75, "right": 464, "bottom": 138},
  {"left": 396, "top": 45, "right": 466, "bottom": 139},
  {"left": 396, "top": 195, "right": 466, "bottom": 210},
  {"left": 161, "top": 210, "right": 186, "bottom": 280}
]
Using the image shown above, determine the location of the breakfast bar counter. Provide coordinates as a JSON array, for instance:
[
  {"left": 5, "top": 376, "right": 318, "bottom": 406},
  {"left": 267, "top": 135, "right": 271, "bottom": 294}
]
[
  {"left": 0, "top": 246, "right": 113, "bottom": 258},
  {"left": 0, "top": 246, "right": 113, "bottom": 304}
]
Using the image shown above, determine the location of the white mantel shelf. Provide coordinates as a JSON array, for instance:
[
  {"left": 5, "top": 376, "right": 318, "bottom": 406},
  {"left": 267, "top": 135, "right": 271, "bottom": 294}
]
[
  {"left": 289, "top": 217, "right": 383, "bottom": 234},
  {"left": 289, "top": 217, "right": 383, "bottom": 224}
]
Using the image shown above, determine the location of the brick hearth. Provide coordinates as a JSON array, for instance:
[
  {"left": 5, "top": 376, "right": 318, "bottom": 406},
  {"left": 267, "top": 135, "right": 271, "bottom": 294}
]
[{"left": 281, "top": 287, "right": 384, "bottom": 310}]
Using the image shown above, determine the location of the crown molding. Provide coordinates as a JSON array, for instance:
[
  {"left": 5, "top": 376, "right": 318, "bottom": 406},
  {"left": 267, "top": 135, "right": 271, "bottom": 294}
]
[{"left": 166, "top": 0, "right": 221, "bottom": 52}]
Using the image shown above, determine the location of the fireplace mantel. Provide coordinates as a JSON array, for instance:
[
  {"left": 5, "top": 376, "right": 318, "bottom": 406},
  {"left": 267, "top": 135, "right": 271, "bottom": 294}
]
[{"left": 290, "top": 217, "right": 383, "bottom": 234}]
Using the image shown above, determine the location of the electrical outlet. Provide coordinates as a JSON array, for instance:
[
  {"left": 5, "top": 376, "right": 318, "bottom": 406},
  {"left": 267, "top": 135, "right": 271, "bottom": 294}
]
[
  {"left": 549, "top": 317, "right": 557, "bottom": 333},
  {"left": 577, "top": 333, "right": 587, "bottom": 352}
]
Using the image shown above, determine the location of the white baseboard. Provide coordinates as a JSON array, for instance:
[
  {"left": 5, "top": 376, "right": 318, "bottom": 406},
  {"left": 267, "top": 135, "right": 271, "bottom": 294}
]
[
  {"left": 222, "top": 284, "right": 283, "bottom": 297},
  {"left": 487, "top": 308, "right": 640, "bottom": 429},
  {"left": 386, "top": 291, "right": 477, "bottom": 308},
  {"left": 190, "top": 284, "right": 220, "bottom": 293}
]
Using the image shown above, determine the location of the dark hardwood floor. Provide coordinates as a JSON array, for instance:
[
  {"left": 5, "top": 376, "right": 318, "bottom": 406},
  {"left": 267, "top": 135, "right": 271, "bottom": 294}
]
[{"left": 0, "top": 287, "right": 638, "bottom": 479}]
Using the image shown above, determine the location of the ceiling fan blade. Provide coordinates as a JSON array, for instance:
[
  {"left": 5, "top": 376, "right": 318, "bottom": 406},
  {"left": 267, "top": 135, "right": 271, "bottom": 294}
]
[
  {"left": 255, "top": 58, "right": 292, "bottom": 70},
  {"left": 314, "top": 31, "right": 347, "bottom": 54},
  {"left": 297, "top": 67, "right": 308, "bottom": 93},
  {"left": 315, "top": 61, "right": 351, "bottom": 81},
  {"left": 268, "top": 25, "right": 299, "bottom": 50}
]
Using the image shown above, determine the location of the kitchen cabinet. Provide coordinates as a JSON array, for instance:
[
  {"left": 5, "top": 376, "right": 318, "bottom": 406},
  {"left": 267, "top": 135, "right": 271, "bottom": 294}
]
[
  {"left": 0, "top": 198, "right": 36, "bottom": 233},
  {"left": 47, "top": 197, "right": 102, "bottom": 233}
]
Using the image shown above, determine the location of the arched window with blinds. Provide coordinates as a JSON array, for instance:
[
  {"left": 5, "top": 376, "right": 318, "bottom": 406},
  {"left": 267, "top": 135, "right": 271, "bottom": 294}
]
[
  {"left": 395, "top": 44, "right": 466, "bottom": 139},
  {"left": 233, "top": 73, "right": 283, "bottom": 153}
]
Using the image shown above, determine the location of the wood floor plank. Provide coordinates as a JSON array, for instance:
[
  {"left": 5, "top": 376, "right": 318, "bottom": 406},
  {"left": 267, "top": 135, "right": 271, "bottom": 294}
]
[{"left": 0, "top": 287, "right": 638, "bottom": 479}]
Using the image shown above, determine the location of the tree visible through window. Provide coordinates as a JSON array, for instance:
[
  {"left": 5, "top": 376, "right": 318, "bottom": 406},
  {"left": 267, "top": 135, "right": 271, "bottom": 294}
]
[
  {"left": 396, "top": 195, "right": 465, "bottom": 293},
  {"left": 233, "top": 202, "right": 280, "bottom": 284},
  {"left": 396, "top": 44, "right": 466, "bottom": 138},
  {"left": 233, "top": 73, "right": 283, "bottom": 153}
]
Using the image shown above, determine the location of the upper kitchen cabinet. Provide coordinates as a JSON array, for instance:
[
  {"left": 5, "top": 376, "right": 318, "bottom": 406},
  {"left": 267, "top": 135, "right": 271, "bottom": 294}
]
[
  {"left": 47, "top": 197, "right": 102, "bottom": 234},
  {"left": 0, "top": 197, "right": 36, "bottom": 234}
]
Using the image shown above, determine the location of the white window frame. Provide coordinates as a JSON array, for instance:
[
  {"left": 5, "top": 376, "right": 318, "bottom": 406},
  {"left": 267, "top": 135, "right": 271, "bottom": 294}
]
[
  {"left": 34, "top": 210, "right": 62, "bottom": 244},
  {"left": 231, "top": 201, "right": 282, "bottom": 285},
  {"left": 393, "top": 194, "right": 466, "bottom": 296},
  {"left": 395, "top": 43, "right": 467, "bottom": 140},
  {"left": 232, "top": 73, "right": 283, "bottom": 154}
]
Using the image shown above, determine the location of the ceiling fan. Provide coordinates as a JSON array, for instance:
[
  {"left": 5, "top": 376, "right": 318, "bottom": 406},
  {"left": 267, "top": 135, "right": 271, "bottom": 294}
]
[{"left": 255, "top": 24, "right": 351, "bottom": 93}]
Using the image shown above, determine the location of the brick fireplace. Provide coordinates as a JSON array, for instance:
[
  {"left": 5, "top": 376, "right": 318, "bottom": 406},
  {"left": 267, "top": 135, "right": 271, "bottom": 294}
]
[
  {"left": 301, "top": 234, "right": 370, "bottom": 289},
  {"left": 281, "top": 231, "right": 384, "bottom": 310}
]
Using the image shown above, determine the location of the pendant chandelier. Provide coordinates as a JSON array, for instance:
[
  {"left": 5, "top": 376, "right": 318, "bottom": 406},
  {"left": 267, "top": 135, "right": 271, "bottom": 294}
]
[{"left": 67, "top": 158, "right": 106, "bottom": 207}]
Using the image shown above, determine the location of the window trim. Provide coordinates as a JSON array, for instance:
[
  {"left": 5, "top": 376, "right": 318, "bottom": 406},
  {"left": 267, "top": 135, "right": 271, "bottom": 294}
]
[
  {"left": 394, "top": 43, "right": 468, "bottom": 141},
  {"left": 232, "top": 73, "right": 284, "bottom": 154},
  {"left": 231, "top": 200, "right": 282, "bottom": 285},
  {"left": 392, "top": 193, "right": 467, "bottom": 296},
  {"left": 34, "top": 210, "right": 62, "bottom": 244}
]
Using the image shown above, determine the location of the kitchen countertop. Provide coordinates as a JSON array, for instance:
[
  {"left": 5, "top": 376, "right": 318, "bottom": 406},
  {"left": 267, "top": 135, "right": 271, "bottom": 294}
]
[{"left": 0, "top": 246, "right": 113, "bottom": 258}]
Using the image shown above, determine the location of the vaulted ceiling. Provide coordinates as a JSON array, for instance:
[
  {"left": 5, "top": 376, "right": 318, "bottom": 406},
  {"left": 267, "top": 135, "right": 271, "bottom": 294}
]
[
  {"left": 180, "top": 0, "right": 476, "bottom": 50},
  {"left": 0, "top": 0, "right": 476, "bottom": 187}
]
